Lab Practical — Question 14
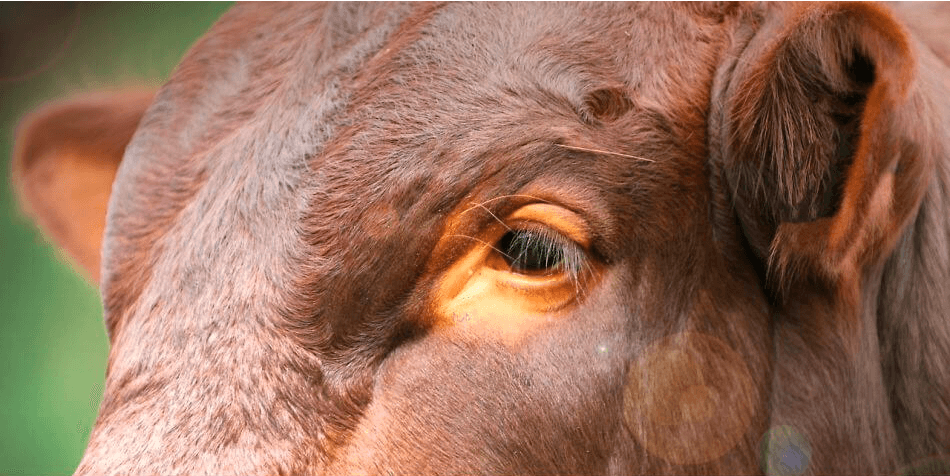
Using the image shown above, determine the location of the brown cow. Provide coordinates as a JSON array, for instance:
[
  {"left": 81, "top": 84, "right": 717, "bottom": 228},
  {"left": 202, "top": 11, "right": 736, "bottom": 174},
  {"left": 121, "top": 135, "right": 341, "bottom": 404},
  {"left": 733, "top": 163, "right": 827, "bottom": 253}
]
[{"left": 11, "top": 2, "right": 950, "bottom": 475}]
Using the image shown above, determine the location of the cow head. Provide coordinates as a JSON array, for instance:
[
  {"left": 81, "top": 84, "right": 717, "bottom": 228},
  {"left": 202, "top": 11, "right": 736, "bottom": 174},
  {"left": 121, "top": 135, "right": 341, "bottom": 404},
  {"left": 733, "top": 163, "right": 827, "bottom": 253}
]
[{"left": 11, "top": 3, "right": 950, "bottom": 475}]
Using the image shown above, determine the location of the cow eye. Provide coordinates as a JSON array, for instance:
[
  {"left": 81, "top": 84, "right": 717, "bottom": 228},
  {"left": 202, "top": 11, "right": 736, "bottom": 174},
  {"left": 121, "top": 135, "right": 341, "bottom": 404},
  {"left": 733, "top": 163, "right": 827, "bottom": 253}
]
[
  {"left": 435, "top": 203, "right": 596, "bottom": 338},
  {"left": 497, "top": 228, "right": 568, "bottom": 275}
]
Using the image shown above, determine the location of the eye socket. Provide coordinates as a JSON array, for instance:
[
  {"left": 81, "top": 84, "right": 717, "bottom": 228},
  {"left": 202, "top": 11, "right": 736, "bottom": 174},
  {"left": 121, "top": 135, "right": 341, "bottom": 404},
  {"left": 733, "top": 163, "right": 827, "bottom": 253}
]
[{"left": 434, "top": 203, "right": 598, "bottom": 336}]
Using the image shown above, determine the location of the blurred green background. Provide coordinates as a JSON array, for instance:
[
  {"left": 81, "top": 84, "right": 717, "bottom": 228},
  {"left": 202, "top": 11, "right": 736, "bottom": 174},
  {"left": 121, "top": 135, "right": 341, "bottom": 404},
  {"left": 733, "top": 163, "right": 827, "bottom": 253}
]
[{"left": 0, "top": 3, "right": 231, "bottom": 474}]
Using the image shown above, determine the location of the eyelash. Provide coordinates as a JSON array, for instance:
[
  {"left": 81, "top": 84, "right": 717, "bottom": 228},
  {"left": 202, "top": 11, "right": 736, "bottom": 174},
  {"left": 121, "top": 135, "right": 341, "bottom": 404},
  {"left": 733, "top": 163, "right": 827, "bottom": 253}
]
[{"left": 495, "top": 224, "right": 587, "bottom": 283}]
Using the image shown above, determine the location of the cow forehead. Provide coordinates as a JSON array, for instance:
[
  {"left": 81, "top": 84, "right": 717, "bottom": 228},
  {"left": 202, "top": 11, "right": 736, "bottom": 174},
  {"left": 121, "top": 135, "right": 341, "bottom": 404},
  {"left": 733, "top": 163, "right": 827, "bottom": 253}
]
[{"left": 101, "top": 3, "right": 731, "bottom": 340}]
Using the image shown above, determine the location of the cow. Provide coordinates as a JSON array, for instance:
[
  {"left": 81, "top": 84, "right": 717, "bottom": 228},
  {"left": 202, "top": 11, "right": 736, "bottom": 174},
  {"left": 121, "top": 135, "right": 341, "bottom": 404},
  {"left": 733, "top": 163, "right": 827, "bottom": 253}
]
[{"left": 10, "top": 2, "right": 950, "bottom": 475}]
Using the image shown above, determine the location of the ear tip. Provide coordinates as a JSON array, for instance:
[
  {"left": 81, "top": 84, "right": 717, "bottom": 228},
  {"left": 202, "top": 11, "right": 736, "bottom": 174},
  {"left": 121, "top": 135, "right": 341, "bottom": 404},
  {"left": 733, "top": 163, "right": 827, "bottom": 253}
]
[
  {"left": 12, "top": 87, "right": 156, "bottom": 183},
  {"left": 13, "top": 100, "right": 58, "bottom": 183},
  {"left": 11, "top": 102, "right": 62, "bottom": 227}
]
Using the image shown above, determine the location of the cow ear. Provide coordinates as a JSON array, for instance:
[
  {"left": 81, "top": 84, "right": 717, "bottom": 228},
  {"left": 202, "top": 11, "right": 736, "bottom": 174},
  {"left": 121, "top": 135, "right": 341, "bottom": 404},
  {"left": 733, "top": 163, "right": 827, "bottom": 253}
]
[
  {"left": 11, "top": 89, "right": 154, "bottom": 285},
  {"left": 719, "top": 3, "right": 941, "bottom": 294}
]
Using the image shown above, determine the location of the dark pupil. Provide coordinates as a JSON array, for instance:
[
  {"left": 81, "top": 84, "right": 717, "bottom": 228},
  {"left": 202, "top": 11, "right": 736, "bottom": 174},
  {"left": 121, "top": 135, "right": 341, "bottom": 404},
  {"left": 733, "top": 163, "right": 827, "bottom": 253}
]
[{"left": 498, "top": 230, "right": 563, "bottom": 273}]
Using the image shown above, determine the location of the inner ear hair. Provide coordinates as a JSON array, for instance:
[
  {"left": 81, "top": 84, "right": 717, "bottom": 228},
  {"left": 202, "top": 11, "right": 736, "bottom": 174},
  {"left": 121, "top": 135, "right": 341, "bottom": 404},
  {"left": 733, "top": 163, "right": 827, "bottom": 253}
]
[{"left": 720, "top": 3, "right": 935, "bottom": 293}]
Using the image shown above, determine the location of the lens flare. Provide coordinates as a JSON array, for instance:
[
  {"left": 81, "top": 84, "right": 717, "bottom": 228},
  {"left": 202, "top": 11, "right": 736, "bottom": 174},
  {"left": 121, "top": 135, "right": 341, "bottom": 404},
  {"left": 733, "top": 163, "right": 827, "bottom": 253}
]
[
  {"left": 622, "top": 332, "right": 757, "bottom": 465},
  {"left": 759, "top": 425, "right": 811, "bottom": 476}
]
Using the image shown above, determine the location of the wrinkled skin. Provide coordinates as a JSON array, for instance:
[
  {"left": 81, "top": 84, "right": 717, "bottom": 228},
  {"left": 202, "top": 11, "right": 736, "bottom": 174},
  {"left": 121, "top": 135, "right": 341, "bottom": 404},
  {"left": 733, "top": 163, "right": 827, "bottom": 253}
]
[{"left": 11, "top": 2, "right": 950, "bottom": 475}]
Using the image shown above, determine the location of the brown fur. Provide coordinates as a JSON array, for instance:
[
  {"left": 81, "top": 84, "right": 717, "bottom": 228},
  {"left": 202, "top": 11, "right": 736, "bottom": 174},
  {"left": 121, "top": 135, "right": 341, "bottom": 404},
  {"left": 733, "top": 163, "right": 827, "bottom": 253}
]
[{"left": 10, "top": 2, "right": 950, "bottom": 475}]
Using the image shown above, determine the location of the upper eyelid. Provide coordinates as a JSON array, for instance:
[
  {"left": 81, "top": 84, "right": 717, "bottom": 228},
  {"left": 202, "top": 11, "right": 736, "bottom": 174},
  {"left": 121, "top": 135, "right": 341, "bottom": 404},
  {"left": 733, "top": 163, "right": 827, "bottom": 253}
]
[
  {"left": 457, "top": 188, "right": 600, "bottom": 241},
  {"left": 505, "top": 211, "right": 589, "bottom": 250}
]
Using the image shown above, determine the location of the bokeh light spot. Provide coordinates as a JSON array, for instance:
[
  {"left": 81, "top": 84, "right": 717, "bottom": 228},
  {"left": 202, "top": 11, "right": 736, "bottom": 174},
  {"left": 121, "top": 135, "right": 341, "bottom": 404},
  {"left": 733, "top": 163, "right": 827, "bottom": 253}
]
[
  {"left": 622, "top": 332, "right": 758, "bottom": 465},
  {"left": 759, "top": 425, "right": 811, "bottom": 476}
]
